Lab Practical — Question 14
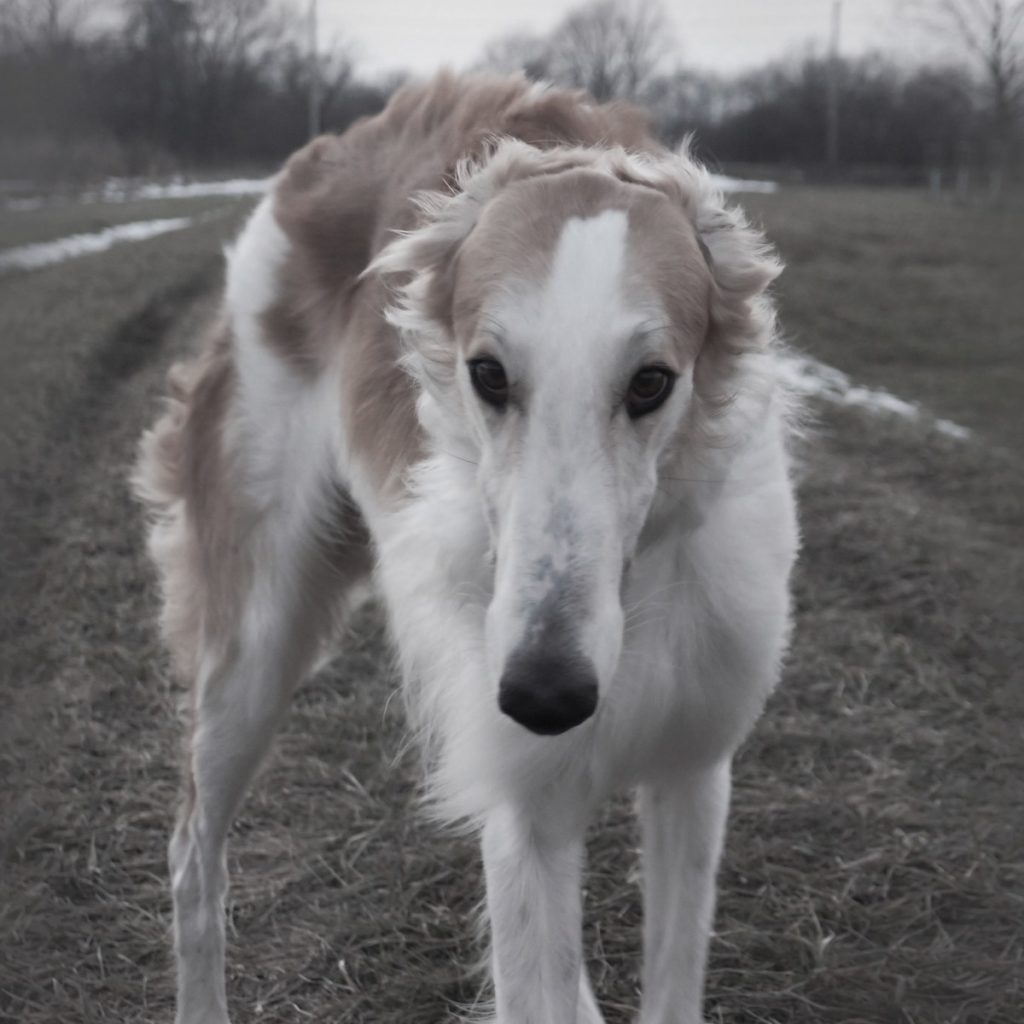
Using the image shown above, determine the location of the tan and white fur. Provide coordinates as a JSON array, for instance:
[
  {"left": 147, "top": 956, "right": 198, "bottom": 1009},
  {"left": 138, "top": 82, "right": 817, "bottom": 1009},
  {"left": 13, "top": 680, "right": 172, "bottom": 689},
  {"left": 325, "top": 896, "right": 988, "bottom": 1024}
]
[{"left": 135, "top": 72, "right": 799, "bottom": 1024}]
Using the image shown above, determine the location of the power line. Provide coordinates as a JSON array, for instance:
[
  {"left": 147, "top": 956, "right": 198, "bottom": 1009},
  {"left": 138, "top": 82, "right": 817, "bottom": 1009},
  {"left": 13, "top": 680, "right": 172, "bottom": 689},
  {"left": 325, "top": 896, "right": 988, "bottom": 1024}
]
[
  {"left": 308, "top": 0, "right": 321, "bottom": 139},
  {"left": 826, "top": 0, "right": 842, "bottom": 169}
]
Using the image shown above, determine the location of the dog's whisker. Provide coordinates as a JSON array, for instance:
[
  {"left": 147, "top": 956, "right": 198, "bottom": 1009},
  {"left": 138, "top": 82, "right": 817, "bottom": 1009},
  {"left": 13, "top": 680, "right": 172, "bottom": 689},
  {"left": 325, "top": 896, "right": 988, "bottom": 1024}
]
[{"left": 438, "top": 448, "right": 479, "bottom": 467}]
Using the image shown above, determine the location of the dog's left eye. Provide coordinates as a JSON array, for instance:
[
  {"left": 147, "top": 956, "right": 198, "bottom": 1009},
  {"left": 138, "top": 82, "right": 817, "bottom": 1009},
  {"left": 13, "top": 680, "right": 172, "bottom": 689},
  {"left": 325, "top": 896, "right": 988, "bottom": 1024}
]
[
  {"left": 626, "top": 366, "right": 676, "bottom": 418},
  {"left": 468, "top": 357, "right": 509, "bottom": 409}
]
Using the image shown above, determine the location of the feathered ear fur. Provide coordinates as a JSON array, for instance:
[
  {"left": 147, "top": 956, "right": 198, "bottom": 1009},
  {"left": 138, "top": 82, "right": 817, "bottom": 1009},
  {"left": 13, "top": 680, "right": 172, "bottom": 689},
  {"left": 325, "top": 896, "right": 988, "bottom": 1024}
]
[
  {"left": 654, "top": 141, "right": 784, "bottom": 415},
  {"left": 594, "top": 137, "right": 783, "bottom": 359},
  {"left": 594, "top": 139, "right": 784, "bottom": 432},
  {"left": 367, "top": 139, "right": 594, "bottom": 396},
  {"left": 369, "top": 138, "right": 594, "bottom": 282}
]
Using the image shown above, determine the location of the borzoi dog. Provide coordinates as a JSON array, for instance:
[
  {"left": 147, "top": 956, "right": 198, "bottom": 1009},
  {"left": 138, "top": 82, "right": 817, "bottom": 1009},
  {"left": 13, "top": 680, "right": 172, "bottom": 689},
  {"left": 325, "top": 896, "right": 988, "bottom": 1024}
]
[{"left": 135, "top": 72, "right": 798, "bottom": 1024}]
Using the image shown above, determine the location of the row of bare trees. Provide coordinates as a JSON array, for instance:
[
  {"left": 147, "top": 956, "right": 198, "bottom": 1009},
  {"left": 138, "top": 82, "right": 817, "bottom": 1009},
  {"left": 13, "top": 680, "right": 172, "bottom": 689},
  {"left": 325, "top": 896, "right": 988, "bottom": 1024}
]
[
  {"left": 644, "top": 55, "right": 989, "bottom": 182},
  {"left": 479, "top": 0, "right": 671, "bottom": 103},
  {"left": 480, "top": 0, "right": 1023, "bottom": 189},
  {"left": 0, "top": 0, "right": 390, "bottom": 180},
  {"left": 0, "top": 0, "right": 1020, "bottom": 188},
  {"left": 912, "top": 0, "right": 1024, "bottom": 191}
]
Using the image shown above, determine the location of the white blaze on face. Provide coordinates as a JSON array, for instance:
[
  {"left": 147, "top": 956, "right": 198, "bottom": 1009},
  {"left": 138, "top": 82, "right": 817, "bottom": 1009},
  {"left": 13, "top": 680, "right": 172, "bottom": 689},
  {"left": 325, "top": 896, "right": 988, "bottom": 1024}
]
[
  {"left": 485, "top": 209, "right": 647, "bottom": 700},
  {"left": 536, "top": 208, "right": 634, "bottom": 368}
]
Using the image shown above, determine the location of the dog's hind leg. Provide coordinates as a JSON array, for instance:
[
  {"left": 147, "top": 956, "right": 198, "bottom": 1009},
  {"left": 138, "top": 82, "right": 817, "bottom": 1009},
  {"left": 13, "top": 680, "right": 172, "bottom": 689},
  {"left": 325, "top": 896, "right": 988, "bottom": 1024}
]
[
  {"left": 169, "top": 518, "right": 370, "bottom": 1024},
  {"left": 636, "top": 760, "right": 732, "bottom": 1024},
  {"left": 171, "top": 628, "right": 295, "bottom": 1024},
  {"left": 482, "top": 802, "right": 601, "bottom": 1024}
]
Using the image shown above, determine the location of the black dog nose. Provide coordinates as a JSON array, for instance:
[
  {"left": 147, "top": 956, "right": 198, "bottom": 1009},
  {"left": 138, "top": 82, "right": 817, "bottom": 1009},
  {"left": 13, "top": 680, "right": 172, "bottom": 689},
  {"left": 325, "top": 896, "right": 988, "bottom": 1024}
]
[{"left": 498, "top": 649, "right": 598, "bottom": 735}]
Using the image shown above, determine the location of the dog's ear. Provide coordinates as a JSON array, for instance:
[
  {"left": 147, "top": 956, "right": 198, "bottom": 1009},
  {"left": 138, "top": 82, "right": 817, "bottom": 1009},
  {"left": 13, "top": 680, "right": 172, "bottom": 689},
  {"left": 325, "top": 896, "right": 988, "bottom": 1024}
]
[
  {"left": 687, "top": 168, "right": 782, "bottom": 359},
  {"left": 608, "top": 143, "right": 782, "bottom": 356},
  {"left": 370, "top": 138, "right": 586, "bottom": 283},
  {"left": 611, "top": 144, "right": 783, "bottom": 417},
  {"left": 682, "top": 153, "right": 784, "bottom": 418},
  {"left": 368, "top": 140, "right": 589, "bottom": 394}
]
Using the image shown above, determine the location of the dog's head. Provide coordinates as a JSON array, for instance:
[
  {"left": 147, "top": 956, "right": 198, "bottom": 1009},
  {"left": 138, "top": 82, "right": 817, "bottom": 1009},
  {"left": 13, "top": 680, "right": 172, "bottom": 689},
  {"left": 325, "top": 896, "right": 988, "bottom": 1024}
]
[{"left": 373, "top": 140, "right": 781, "bottom": 736}]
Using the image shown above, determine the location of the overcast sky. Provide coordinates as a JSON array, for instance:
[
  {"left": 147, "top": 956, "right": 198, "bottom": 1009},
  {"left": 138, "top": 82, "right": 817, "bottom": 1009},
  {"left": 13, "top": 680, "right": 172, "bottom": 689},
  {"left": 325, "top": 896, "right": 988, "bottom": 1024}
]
[{"left": 311, "top": 0, "right": 908, "bottom": 80}]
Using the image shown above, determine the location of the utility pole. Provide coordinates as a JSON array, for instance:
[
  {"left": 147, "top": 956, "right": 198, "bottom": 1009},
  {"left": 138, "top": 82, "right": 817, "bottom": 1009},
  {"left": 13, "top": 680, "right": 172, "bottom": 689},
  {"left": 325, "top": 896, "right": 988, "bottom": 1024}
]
[
  {"left": 308, "top": 0, "right": 321, "bottom": 138},
  {"left": 825, "top": 0, "right": 841, "bottom": 172}
]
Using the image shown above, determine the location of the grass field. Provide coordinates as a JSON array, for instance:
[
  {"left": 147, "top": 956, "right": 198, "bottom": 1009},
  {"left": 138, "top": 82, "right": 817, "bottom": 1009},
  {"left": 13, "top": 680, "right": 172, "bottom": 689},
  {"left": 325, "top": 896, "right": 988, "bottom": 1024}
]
[{"left": 0, "top": 184, "right": 1021, "bottom": 1024}]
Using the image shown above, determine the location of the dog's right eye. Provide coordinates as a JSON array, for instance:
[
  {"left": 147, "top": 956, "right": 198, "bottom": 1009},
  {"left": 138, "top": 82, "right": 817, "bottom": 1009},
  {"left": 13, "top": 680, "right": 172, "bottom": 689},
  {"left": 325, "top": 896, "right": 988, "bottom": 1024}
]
[{"left": 468, "top": 358, "right": 509, "bottom": 409}]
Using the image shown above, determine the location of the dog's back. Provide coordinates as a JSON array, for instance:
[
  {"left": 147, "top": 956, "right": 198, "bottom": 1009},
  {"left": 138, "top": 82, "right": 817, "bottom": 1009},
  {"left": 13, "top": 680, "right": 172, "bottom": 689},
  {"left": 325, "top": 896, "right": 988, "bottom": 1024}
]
[{"left": 274, "top": 71, "right": 657, "bottom": 290}]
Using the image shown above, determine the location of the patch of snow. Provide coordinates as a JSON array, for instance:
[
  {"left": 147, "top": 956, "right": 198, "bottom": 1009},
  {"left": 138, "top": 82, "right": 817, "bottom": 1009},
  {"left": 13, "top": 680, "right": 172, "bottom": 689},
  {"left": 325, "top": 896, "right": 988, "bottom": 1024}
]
[
  {"left": 779, "top": 353, "right": 971, "bottom": 441},
  {"left": 934, "top": 418, "right": 972, "bottom": 441},
  {"left": 5, "top": 197, "right": 45, "bottom": 212},
  {"left": 843, "top": 385, "right": 919, "bottom": 419},
  {"left": 90, "top": 176, "right": 271, "bottom": 203},
  {"left": 710, "top": 174, "right": 779, "bottom": 194},
  {"left": 1, "top": 176, "right": 269, "bottom": 210},
  {"left": 0, "top": 216, "right": 194, "bottom": 272}
]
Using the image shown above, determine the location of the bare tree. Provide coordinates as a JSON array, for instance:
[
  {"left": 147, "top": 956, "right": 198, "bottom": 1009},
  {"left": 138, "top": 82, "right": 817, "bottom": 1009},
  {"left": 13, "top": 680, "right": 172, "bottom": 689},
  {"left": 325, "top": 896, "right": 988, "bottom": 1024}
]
[
  {"left": 545, "top": 0, "right": 673, "bottom": 102},
  {"left": 0, "top": 0, "right": 105, "bottom": 152},
  {"left": 0, "top": 0, "right": 96, "bottom": 54},
  {"left": 909, "top": 0, "right": 1024, "bottom": 194},
  {"left": 476, "top": 30, "right": 551, "bottom": 80}
]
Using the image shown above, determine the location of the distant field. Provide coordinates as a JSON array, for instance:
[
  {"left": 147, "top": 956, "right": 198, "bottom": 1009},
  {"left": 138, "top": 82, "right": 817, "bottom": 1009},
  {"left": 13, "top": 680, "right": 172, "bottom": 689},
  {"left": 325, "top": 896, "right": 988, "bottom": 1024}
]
[{"left": 0, "top": 185, "right": 1020, "bottom": 1024}]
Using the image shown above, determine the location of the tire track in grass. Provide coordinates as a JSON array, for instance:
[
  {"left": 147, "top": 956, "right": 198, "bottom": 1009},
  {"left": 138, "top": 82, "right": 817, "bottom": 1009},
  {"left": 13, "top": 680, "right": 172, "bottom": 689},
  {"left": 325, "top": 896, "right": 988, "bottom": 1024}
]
[
  {"left": 0, "top": 285, "right": 224, "bottom": 1024},
  {"left": 0, "top": 238, "right": 224, "bottom": 681}
]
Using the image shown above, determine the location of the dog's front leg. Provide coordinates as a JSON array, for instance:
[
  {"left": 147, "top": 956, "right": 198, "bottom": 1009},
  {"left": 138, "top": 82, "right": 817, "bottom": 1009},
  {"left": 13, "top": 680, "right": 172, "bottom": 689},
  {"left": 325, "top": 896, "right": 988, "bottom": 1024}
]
[
  {"left": 637, "top": 760, "right": 732, "bottom": 1024},
  {"left": 483, "top": 802, "right": 595, "bottom": 1024}
]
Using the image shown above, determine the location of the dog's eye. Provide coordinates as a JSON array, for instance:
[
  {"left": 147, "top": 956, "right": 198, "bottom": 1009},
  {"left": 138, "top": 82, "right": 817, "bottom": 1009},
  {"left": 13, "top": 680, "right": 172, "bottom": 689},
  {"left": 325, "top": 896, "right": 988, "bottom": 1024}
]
[
  {"left": 626, "top": 366, "right": 675, "bottom": 418},
  {"left": 468, "top": 358, "right": 509, "bottom": 408}
]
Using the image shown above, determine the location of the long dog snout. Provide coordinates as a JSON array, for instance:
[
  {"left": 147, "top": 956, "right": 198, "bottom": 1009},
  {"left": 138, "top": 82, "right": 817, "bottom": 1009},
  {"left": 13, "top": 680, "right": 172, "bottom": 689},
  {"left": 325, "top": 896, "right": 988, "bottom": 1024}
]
[{"left": 498, "top": 647, "right": 598, "bottom": 735}]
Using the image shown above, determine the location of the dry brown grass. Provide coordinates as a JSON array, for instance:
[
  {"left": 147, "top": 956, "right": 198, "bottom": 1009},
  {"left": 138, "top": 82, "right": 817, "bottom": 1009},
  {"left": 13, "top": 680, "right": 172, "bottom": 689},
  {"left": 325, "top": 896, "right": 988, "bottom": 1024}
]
[{"left": 1, "top": 187, "right": 1021, "bottom": 1024}]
